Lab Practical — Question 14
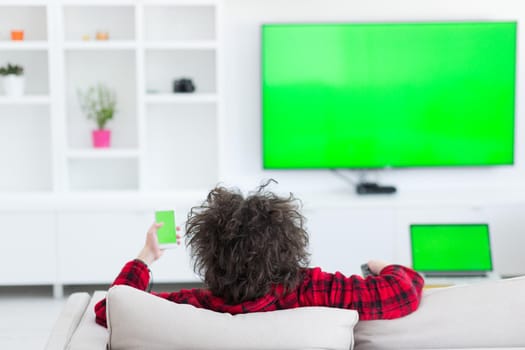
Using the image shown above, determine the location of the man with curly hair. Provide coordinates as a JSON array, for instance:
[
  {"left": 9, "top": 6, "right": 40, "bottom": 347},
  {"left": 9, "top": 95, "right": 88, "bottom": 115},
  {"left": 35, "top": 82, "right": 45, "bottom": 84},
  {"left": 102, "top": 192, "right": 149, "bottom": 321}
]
[{"left": 95, "top": 182, "right": 424, "bottom": 327}]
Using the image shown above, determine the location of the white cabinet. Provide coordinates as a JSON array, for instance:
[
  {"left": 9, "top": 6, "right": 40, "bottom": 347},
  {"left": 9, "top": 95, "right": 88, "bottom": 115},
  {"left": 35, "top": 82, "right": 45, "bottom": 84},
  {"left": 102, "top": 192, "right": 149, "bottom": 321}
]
[
  {"left": 56, "top": 205, "right": 198, "bottom": 285},
  {"left": 306, "top": 207, "right": 396, "bottom": 276},
  {"left": 150, "top": 243, "right": 199, "bottom": 283},
  {"left": 302, "top": 194, "right": 525, "bottom": 278},
  {"left": 57, "top": 211, "right": 147, "bottom": 284},
  {"left": 0, "top": 212, "right": 56, "bottom": 285},
  {"left": 486, "top": 204, "right": 525, "bottom": 277}
]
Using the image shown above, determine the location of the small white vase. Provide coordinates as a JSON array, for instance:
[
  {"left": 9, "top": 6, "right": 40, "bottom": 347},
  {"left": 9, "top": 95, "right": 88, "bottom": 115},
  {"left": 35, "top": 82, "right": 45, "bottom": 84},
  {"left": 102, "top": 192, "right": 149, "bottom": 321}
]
[{"left": 2, "top": 75, "right": 25, "bottom": 97}]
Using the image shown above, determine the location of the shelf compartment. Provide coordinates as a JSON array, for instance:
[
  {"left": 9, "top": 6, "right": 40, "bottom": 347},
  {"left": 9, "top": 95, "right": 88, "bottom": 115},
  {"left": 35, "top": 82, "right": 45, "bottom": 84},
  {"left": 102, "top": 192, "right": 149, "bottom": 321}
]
[
  {"left": 63, "top": 5, "right": 135, "bottom": 42},
  {"left": 145, "top": 49, "right": 216, "bottom": 94},
  {"left": 143, "top": 5, "right": 216, "bottom": 42},
  {"left": 144, "top": 104, "right": 218, "bottom": 190},
  {"left": 68, "top": 158, "right": 138, "bottom": 191},
  {"left": 0, "top": 106, "right": 52, "bottom": 192},
  {"left": 65, "top": 50, "right": 137, "bottom": 149},
  {"left": 0, "top": 5, "right": 48, "bottom": 42},
  {"left": 0, "top": 50, "right": 49, "bottom": 95}
]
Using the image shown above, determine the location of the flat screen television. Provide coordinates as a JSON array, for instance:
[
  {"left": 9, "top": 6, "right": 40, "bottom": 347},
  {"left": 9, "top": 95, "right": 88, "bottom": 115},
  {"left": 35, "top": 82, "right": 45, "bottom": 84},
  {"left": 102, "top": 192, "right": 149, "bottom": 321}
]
[{"left": 262, "top": 21, "right": 517, "bottom": 169}]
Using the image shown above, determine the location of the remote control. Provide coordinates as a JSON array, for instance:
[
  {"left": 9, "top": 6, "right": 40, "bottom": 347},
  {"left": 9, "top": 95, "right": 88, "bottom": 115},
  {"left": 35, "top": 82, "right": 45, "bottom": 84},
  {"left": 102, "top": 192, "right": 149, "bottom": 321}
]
[{"left": 361, "top": 263, "right": 375, "bottom": 277}]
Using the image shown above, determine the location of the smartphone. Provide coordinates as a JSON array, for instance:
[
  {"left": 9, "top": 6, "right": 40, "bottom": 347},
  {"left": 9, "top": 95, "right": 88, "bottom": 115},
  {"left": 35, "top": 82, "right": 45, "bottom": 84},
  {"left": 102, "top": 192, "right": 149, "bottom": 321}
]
[{"left": 155, "top": 210, "right": 177, "bottom": 248}]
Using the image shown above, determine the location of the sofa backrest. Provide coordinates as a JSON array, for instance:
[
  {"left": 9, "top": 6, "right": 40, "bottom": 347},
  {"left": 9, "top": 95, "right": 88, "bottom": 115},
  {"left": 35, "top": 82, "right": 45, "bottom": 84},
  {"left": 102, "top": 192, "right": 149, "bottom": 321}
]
[
  {"left": 106, "top": 285, "right": 359, "bottom": 350},
  {"left": 66, "top": 291, "right": 108, "bottom": 350},
  {"left": 354, "top": 276, "right": 525, "bottom": 350},
  {"left": 45, "top": 292, "right": 90, "bottom": 350}
]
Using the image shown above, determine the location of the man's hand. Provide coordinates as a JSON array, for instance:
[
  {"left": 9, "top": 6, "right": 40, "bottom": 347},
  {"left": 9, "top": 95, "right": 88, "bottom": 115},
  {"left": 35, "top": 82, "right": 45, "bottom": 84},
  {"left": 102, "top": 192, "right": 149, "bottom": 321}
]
[{"left": 137, "top": 222, "right": 181, "bottom": 266}]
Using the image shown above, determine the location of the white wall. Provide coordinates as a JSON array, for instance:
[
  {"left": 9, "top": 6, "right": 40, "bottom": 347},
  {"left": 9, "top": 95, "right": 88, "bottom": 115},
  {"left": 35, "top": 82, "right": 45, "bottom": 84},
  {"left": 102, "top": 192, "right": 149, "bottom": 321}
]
[{"left": 220, "top": 0, "right": 525, "bottom": 195}]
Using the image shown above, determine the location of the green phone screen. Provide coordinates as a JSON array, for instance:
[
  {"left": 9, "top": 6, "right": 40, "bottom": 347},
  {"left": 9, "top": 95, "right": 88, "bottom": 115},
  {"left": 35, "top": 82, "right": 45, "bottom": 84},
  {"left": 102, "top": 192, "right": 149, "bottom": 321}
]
[{"left": 155, "top": 210, "right": 176, "bottom": 244}]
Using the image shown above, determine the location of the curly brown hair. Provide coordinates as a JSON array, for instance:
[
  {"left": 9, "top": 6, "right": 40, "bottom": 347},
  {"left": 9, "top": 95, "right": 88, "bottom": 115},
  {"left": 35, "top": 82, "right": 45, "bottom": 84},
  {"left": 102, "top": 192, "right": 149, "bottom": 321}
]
[{"left": 185, "top": 180, "right": 310, "bottom": 305}]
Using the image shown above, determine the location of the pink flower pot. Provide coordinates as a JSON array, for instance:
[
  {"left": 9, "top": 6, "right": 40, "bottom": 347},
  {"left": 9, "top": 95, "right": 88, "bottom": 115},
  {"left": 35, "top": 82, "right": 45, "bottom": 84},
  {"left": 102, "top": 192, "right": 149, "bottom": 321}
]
[{"left": 92, "top": 129, "right": 111, "bottom": 148}]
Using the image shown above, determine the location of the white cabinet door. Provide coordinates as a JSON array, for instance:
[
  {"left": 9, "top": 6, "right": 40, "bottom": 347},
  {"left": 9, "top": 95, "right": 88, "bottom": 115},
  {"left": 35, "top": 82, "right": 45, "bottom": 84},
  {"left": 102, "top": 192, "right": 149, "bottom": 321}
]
[
  {"left": 0, "top": 212, "right": 56, "bottom": 285},
  {"left": 57, "top": 212, "right": 147, "bottom": 284},
  {"left": 57, "top": 211, "right": 198, "bottom": 284},
  {"left": 148, "top": 244, "right": 200, "bottom": 284},
  {"left": 305, "top": 207, "right": 396, "bottom": 276},
  {"left": 486, "top": 204, "right": 525, "bottom": 277}
]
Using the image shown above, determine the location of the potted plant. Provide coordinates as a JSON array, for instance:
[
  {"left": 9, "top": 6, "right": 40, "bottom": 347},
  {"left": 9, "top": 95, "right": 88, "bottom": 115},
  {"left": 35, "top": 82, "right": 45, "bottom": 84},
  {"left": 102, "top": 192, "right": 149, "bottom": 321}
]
[
  {"left": 78, "top": 83, "right": 117, "bottom": 148},
  {"left": 0, "top": 63, "right": 25, "bottom": 97}
]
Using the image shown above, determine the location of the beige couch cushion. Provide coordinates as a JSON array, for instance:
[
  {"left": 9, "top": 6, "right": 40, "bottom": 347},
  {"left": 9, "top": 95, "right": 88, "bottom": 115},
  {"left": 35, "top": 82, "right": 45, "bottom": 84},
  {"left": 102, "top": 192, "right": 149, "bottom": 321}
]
[
  {"left": 106, "top": 285, "right": 359, "bottom": 350},
  {"left": 45, "top": 292, "right": 91, "bottom": 350},
  {"left": 66, "top": 291, "right": 109, "bottom": 350},
  {"left": 354, "top": 276, "right": 525, "bottom": 350}
]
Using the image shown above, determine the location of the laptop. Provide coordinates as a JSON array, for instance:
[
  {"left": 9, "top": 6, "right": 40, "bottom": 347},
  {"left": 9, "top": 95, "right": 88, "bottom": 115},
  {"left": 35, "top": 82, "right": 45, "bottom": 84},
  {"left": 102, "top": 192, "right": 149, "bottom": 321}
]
[{"left": 410, "top": 223, "right": 496, "bottom": 283}]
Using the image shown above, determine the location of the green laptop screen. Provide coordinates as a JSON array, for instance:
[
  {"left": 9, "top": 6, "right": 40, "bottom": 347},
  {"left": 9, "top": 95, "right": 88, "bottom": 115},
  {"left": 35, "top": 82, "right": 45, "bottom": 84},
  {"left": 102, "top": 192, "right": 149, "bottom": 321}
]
[{"left": 410, "top": 224, "right": 493, "bottom": 272}]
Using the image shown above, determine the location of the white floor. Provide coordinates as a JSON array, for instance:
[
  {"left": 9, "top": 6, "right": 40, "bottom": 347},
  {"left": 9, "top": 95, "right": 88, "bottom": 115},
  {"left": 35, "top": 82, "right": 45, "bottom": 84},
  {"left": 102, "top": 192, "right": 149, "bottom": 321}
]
[
  {"left": 0, "top": 283, "right": 201, "bottom": 349},
  {"left": 0, "top": 291, "right": 65, "bottom": 349}
]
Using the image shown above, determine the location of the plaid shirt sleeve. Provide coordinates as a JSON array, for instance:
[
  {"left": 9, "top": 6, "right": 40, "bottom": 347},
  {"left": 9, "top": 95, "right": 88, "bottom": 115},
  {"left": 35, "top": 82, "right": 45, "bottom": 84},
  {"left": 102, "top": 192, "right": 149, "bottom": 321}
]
[
  {"left": 302, "top": 265, "right": 424, "bottom": 320},
  {"left": 94, "top": 259, "right": 150, "bottom": 327}
]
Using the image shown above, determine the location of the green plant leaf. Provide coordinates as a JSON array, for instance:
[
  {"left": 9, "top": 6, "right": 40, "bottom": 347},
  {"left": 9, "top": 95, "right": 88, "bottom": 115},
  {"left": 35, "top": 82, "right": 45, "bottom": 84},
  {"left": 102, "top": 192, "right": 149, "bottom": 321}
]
[{"left": 77, "top": 83, "right": 117, "bottom": 129}]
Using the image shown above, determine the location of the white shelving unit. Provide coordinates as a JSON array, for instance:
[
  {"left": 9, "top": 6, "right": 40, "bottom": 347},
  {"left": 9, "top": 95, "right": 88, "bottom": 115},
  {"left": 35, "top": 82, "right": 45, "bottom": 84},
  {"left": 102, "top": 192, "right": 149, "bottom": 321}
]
[
  {"left": 0, "top": 4, "right": 52, "bottom": 194},
  {"left": 0, "top": 0, "right": 221, "bottom": 292},
  {"left": 141, "top": 1, "right": 219, "bottom": 193},
  {"left": 57, "top": 0, "right": 220, "bottom": 193}
]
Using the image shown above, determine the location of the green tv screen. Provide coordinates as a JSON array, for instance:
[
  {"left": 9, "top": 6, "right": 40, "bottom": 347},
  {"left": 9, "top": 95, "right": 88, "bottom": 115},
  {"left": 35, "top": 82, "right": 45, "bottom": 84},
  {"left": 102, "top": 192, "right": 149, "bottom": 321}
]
[
  {"left": 410, "top": 224, "right": 492, "bottom": 272},
  {"left": 262, "top": 22, "right": 516, "bottom": 169}
]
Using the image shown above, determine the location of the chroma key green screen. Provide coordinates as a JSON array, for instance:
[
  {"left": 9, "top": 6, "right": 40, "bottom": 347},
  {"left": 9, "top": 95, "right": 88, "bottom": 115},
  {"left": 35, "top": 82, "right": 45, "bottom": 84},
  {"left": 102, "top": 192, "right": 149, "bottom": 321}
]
[
  {"left": 262, "top": 22, "right": 516, "bottom": 168},
  {"left": 410, "top": 224, "right": 492, "bottom": 272}
]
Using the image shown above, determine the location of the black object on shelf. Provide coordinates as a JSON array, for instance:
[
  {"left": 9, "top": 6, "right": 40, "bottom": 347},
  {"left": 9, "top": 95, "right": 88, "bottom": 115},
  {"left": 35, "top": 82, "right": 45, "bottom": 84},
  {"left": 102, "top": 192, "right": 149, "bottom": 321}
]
[
  {"left": 356, "top": 182, "right": 397, "bottom": 195},
  {"left": 173, "top": 78, "right": 195, "bottom": 93}
]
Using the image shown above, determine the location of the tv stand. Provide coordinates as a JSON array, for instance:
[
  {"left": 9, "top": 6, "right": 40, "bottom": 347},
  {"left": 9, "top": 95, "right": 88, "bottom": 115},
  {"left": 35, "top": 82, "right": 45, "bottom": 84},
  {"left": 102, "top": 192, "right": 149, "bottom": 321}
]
[{"left": 356, "top": 182, "right": 397, "bottom": 195}]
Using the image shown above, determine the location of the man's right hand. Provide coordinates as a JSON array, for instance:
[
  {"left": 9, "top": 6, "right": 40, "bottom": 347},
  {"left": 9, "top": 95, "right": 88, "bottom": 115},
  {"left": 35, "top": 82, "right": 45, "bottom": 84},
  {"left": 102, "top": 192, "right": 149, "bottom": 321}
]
[
  {"left": 137, "top": 222, "right": 164, "bottom": 266},
  {"left": 137, "top": 222, "right": 181, "bottom": 266}
]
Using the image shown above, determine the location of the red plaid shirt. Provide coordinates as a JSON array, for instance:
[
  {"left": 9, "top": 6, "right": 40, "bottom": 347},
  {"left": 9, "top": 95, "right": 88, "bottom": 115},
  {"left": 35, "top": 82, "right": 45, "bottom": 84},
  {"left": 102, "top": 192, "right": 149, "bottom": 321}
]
[{"left": 95, "top": 259, "right": 424, "bottom": 327}]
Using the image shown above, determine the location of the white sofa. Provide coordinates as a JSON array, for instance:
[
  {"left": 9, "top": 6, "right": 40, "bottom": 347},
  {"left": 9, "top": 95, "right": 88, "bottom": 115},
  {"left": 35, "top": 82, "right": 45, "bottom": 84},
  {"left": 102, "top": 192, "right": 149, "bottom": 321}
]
[{"left": 45, "top": 276, "right": 525, "bottom": 350}]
